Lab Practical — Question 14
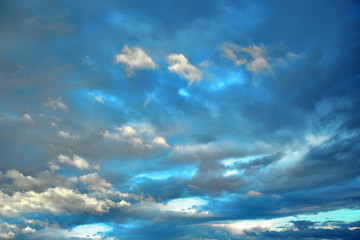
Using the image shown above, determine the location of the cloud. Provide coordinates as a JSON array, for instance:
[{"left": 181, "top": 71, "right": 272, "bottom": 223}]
[
  {"left": 222, "top": 43, "right": 269, "bottom": 73},
  {"left": 49, "top": 154, "right": 99, "bottom": 171},
  {"left": 115, "top": 45, "right": 156, "bottom": 75},
  {"left": 210, "top": 220, "right": 274, "bottom": 235},
  {"left": 57, "top": 130, "right": 79, "bottom": 139},
  {"left": 0, "top": 222, "right": 36, "bottom": 239},
  {"left": 43, "top": 97, "right": 68, "bottom": 111},
  {"left": 247, "top": 190, "right": 262, "bottom": 197},
  {"left": 166, "top": 53, "right": 203, "bottom": 85},
  {"left": 95, "top": 96, "right": 104, "bottom": 103},
  {"left": 20, "top": 113, "right": 33, "bottom": 122},
  {"left": 100, "top": 124, "right": 170, "bottom": 152},
  {"left": 79, "top": 172, "right": 112, "bottom": 192},
  {"left": 0, "top": 187, "right": 128, "bottom": 217},
  {"left": 4, "top": 169, "right": 65, "bottom": 192}
]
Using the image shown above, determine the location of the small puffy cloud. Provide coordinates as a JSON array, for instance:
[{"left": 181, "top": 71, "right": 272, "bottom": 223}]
[
  {"left": 49, "top": 154, "right": 99, "bottom": 171},
  {"left": 95, "top": 96, "right": 104, "bottom": 103},
  {"left": 58, "top": 130, "right": 79, "bottom": 139},
  {"left": 151, "top": 136, "right": 170, "bottom": 148},
  {"left": 247, "top": 190, "right": 262, "bottom": 196},
  {"left": 115, "top": 45, "right": 156, "bottom": 75},
  {"left": 118, "top": 125, "right": 137, "bottom": 137},
  {"left": 21, "top": 113, "right": 33, "bottom": 122},
  {"left": 101, "top": 124, "right": 170, "bottom": 151},
  {"left": 222, "top": 43, "right": 269, "bottom": 73},
  {"left": 199, "top": 60, "right": 210, "bottom": 68},
  {"left": 166, "top": 53, "right": 203, "bottom": 85},
  {"left": 79, "top": 172, "right": 112, "bottom": 192},
  {"left": 44, "top": 97, "right": 68, "bottom": 111},
  {"left": 49, "top": 121, "right": 58, "bottom": 128}
]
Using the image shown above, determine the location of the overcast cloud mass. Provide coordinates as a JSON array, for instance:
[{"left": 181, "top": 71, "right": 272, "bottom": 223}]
[{"left": 1, "top": 0, "right": 360, "bottom": 239}]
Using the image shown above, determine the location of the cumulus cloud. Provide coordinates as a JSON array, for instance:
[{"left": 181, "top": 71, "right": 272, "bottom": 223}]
[
  {"left": 247, "top": 190, "right": 262, "bottom": 197},
  {"left": 0, "top": 222, "right": 36, "bottom": 239},
  {"left": 115, "top": 45, "right": 156, "bottom": 75},
  {"left": 0, "top": 187, "right": 128, "bottom": 217},
  {"left": 100, "top": 124, "right": 170, "bottom": 151},
  {"left": 4, "top": 169, "right": 65, "bottom": 192},
  {"left": 78, "top": 172, "right": 112, "bottom": 192},
  {"left": 58, "top": 130, "right": 79, "bottom": 139},
  {"left": 20, "top": 113, "right": 33, "bottom": 122},
  {"left": 222, "top": 43, "right": 269, "bottom": 73},
  {"left": 95, "top": 96, "right": 104, "bottom": 103},
  {"left": 49, "top": 154, "right": 99, "bottom": 171},
  {"left": 43, "top": 97, "right": 68, "bottom": 111},
  {"left": 166, "top": 53, "right": 203, "bottom": 85}
]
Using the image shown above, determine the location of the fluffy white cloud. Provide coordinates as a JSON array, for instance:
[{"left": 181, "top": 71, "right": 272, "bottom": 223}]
[
  {"left": 0, "top": 222, "right": 36, "bottom": 239},
  {"left": 79, "top": 172, "right": 112, "bottom": 192},
  {"left": 222, "top": 43, "right": 269, "bottom": 73},
  {"left": 115, "top": 45, "right": 156, "bottom": 75},
  {"left": 43, "top": 97, "right": 68, "bottom": 111},
  {"left": 21, "top": 113, "right": 33, "bottom": 122},
  {"left": 247, "top": 190, "right": 262, "bottom": 196},
  {"left": 95, "top": 96, "right": 104, "bottom": 103},
  {"left": 0, "top": 187, "right": 129, "bottom": 217},
  {"left": 49, "top": 154, "right": 99, "bottom": 171},
  {"left": 101, "top": 124, "right": 170, "bottom": 151},
  {"left": 151, "top": 136, "right": 170, "bottom": 148},
  {"left": 166, "top": 53, "right": 203, "bottom": 85},
  {"left": 5, "top": 169, "right": 65, "bottom": 191},
  {"left": 58, "top": 130, "right": 79, "bottom": 139}
]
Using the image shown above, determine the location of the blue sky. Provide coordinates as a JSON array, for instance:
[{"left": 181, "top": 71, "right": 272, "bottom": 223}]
[{"left": 0, "top": 0, "right": 360, "bottom": 239}]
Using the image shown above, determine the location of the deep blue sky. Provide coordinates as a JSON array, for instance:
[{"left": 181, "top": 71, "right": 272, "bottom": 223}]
[{"left": 1, "top": 0, "right": 360, "bottom": 239}]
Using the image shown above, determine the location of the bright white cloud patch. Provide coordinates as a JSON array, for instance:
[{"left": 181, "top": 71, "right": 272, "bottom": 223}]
[
  {"left": 0, "top": 222, "right": 36, "bottom": 239},
  {"left": 222, "top": 43, "right": 269, "bottom": 73},
  {"left": 58, "top": 130, "right": 79, "bottom": 139},
  {"left": 0, "top": 187, "right": 127, "bottom": 217},
  {"left": 79, "top": 172, "right": 112, "bottom": 192},
  {"left": 115, "top": 45, "right": 156, "bottom": 75},
  {"left": 21, "top": 113, "right": 33, "bottom": 122},
  {"left": 166, "top": 53, "right": 203, "bottom": 85},
  {"left": 43, "top": 97, "right": 68, "bottom": 111},
  {"left": 49, "top": 154, "right": 99, "bottom": 171},
  {"left": 101, "top": 124, "right": 170, "bottom": 151},
  {"left": 247, "top": 190, "right": 262, "bottom": 196},
  {"left": 95, "top": 96, "right": 104, "bottom": 103},
  {"left": 210, "top": 220, "right": 274, "bottom": 235}
]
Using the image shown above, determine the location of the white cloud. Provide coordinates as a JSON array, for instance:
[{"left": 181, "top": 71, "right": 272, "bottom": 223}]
[
  {"left": 151, "top": 136, "right": 170, "bottom": 148},
  {"left": 95, "top": 96, "right": 104, "bottom": 103},
  {"left": 101, "top": 124, "right": 170, "bottom": 150},
  {"left": 247, "top": 190, "right": 262, "bottom": 196},
  {"left": 210, "top": 220, "right": 274, "bottom": 235},
  {"left": 166, "top": 53, "right": 203, "bottom": 85},
  {"left": 49, "top": 154, "right": 99, "bottom": 171},
  {"left": 44, "top": 97, "right": 68, "bottom": 111},
  {"left": 115, "top": 45, "right": 156, "bottom": 75},
  {"left": 5, "top": 169, "right": 64, "bottom": 191},
  {"left": 58, "top": 130, "right": 79, "bottom": 139},
  {"left": 222, "top": 43, "right": 270, "bottom": 73},
  {"left": 49, "top": 121, "right": 58, "bottom": 128},
  {"left": 21, "top": 113, "right": 33, "bottom": 122},
  {"left": 79, "top": 172, "right": 112, "bottom": 192},
  {"left": 0, "top": 187, "right": 128, "bottom": 217}
]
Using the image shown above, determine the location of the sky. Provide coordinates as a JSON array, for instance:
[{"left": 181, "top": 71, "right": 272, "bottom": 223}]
[{"left": 0, "top": 0, "right": 360, "bottom": 239}]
